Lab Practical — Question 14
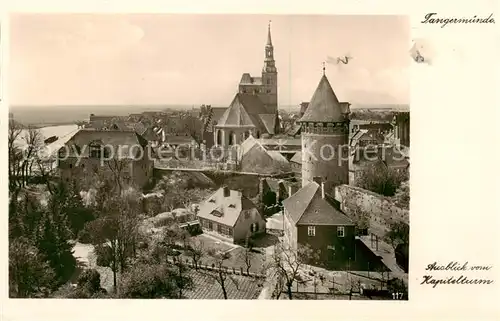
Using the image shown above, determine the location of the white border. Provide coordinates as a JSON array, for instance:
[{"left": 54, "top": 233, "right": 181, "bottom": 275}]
[{"left": 1, "top": 1, "right": 499, "bottom": 321}]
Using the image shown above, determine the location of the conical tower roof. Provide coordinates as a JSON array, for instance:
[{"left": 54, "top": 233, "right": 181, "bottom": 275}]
[{"left": 299, "top": 74, "right": 346, "bottom": 123}]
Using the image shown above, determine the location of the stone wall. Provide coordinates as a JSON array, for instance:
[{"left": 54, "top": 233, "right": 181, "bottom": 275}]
[{"left": 334, "top": 184, "right": 409, "bottom": 237}]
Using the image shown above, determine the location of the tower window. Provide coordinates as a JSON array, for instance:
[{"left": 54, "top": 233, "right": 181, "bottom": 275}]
[
  {"left": 267, "top": 79, "right": 271, "bottom": 85},
  {"left": 266, "top": 89, "right": 271, "bottom": 93}
]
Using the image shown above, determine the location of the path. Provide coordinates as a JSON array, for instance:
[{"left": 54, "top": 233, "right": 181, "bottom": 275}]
[
  {"left": 72, "top": 242, "right": 115, "bottom": 292},
  {"left": 359, "top": 235, "right": 408, "bottom": 285},
  {"left": 257, "top": 245, "right": 277, "bottom": 299}
]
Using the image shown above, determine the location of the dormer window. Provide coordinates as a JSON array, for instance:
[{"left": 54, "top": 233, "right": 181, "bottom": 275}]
[
  {"left": 211, "top": 209, "right": 223, "bottom": 217},
  {"left": 209, "top": 199, "right": 215, "bottom": 203},
  {"left": 228, "top": 204, "right": 236, "bottom": 208}
]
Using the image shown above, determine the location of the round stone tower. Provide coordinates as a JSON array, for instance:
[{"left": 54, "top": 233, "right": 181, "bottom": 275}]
[{"left": 299, "top": 69, "right": 350, "bottom": 194}]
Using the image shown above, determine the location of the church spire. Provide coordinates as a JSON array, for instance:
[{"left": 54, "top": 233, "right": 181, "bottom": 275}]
[
  {"left": 263, "top": 21, "right": 276, "bottom": 72},
  {"left": 267, "top": 20, "right": 273, "bottom": 46}
]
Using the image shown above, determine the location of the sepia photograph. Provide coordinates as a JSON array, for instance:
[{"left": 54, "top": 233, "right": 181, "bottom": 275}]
[{"left": 8, "top": 14, "right": 410, "bottom": 300}]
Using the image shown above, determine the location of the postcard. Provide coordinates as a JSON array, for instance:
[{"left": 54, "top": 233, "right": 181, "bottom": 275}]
[{"left": 1, "top": 1, "right": 499, "bottom": 321}]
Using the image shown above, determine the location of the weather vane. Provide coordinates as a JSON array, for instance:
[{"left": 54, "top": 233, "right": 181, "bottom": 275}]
[{"left": 322, "top": 62, "right": 326, "bottom": 75}]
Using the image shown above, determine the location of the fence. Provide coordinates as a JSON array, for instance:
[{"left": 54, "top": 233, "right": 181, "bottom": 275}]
[
  {"left": 165, "top": 256, "right": 266, "bottom": 279},
  {"left": 271, "top": 270, "right": 401, "bottom": 300}
]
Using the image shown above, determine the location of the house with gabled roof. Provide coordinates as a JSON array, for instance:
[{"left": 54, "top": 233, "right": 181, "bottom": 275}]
[
  {"left": 282, "top": 178, "right": 356, "bottom": 269},
  {"left": 237, "top": 136, "right": 291, "bottom": 175},
  {"left": 58, "top": 129, "right": 154, "bottom": 189},
  {"left": 197, "top": 186, "right": 267, "bottom": 244}
]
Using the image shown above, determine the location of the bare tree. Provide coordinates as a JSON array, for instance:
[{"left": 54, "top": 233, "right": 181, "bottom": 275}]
[
  {"left": 271, "top": 241, "right": 320, "bottom": 300},
  {"left": 186, "top": 239, "right": 205, "bottom": 269},
  {"left": 83, "top": 187, "right": 141, "bottom": 292},
  {"left": 202, "top": 250, "right": 238, "bottom": 300},
  {"left": 8, "top": 120, "right": 24, "bottom": 193},
  {"left": 106, "top": 158, "right": 131, "bottom": 195},
  {"left": 238, "top": 234, "right": 256, "bottom": 274},
  {"left": 20, "top": 127, "right": 43, "bottom": 186},
  {"left": 198, "top": 104, "right": 214, "bottom": 136}
]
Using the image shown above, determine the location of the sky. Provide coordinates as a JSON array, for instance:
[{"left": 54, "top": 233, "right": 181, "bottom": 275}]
[{"left": 10, "top": 14, "right": 410, "bottom": 107}]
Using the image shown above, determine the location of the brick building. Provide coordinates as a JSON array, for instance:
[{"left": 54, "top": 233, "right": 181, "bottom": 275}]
[{"left": 298, "top": 70, "right": 351, "bottom": 194}]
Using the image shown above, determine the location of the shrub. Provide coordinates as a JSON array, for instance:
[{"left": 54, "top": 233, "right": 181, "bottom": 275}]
[
  {"left": 95, "top": 245, "right": 113, "bottom": 267},
  {"left": 77, "top": 229, "right": 92, "bottom": 244}
]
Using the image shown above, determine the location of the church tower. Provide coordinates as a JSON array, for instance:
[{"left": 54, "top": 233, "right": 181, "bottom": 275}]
[
  {"left": 299, "top": 65, "right": 350, "bottom": 194},
  {"left": 259, "top": 21, "right": 278, "bottom": 115}
]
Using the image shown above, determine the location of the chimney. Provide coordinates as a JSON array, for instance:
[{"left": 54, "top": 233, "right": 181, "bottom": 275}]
[
  {"left": 223, "top": 186, "right": 230, "bottom": 197},
  {"left": 313, "top": 176, "right": 325, "bottom": 199}
]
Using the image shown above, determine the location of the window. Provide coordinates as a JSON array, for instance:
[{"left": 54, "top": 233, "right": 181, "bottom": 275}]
[
  {"left": 308, "top": 226, "right": 315, "bottom": 236},
  {"left": 337, "top": 226, "right": 345, "bottom": 237},
  {"left": 244, "top": 212, "right": 250, "bottom": 219},
  {"left": 69, "top": 164, "right": 73, "bottom": 169},
  {"left": 208, "top": 221, "right": 213, "bottom": 230},
  {"left": 217, "top": 224, "right": 223, "bottom": 234},
  {"left": 250, "top": 223, "right": 258, "bottom": 233},
  {"left": 89, "top": 145, "right": 101, "bottom": 158},
  {"left": 267, "top": 79, "right": 271, "bottom": 85}
]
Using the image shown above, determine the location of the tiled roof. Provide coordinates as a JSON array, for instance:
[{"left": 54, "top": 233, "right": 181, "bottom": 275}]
[
  {"left": 240, "top": 73, "right": 263, "bottom": 85},
  {"left": 217, "top": 95, "right": 256, "bottom": 127},
  {"left": 282, "top": 181, "right": 354, "bottom": 226},
  {"left": 257, "top": 138, "right": 302, "bottom": 146},
  {"left": 141, "top": 126, "right": 162, "bottom": 141},
  {"left": 216, "top": 94, "right": 275, "bottom": 134},
  {"left": 290, "top": 151, "right": 302, "bottom": 164},
  {"left": 268, "top": 151, "right": 290, "bottom": 164},
  {"left": 352, "top": 146, "right": 410, "bottom": 168},
  {"left": 164, "top": 134, "right": 194, "bottom": 145},
  {"left": 65, "top": 129, "right": 148, "bottom": 158},
  {"left": 239, "top": 136, "right": 291, "bottom": 173},
  {"left": 197, "top": 188, "right": 257, "bottom": 227},
  {"left": 299, "top": 75, "right": 348, "bottom": 123},
  {"left": 238, "top": 94, "right": 269, "bottom": 115},
  {"left": 208, "top": 107, "right": 228, "bottom": 128},
  {"left": 285, "top": 123, "right": 302, "bottom": 136},
  {"left": 258, "top": 114, "right": 276, "bottom": 135},
  {"left": 264, "top": 178, "right": 281, "bottom": 193},
  {"left": 350, "top": 129, "right": 384, "bottom": 147}
]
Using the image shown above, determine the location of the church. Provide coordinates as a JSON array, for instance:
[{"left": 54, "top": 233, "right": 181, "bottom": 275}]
[{"left": 214, "top": 22, "right": 279, "bottom": 147}]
